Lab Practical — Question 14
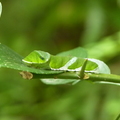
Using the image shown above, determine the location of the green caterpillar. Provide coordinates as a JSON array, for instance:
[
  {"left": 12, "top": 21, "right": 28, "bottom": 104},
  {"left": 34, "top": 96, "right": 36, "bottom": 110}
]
[{"left": 22, "top": 50, "right": 98, "bottom": 72}]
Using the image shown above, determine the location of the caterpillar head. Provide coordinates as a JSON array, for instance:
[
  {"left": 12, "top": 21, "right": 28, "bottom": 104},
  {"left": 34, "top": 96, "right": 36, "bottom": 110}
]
[{"left": 22, "top": 50, "right": 50, "bottom": 65}]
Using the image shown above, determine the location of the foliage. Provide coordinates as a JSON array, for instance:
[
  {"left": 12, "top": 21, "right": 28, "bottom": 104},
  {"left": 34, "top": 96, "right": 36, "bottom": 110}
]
[{"left": 1, "top": 43, "right": 116, "bottom": 85}]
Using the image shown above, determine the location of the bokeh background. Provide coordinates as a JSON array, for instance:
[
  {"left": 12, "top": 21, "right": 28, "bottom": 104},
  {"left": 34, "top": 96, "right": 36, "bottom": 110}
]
[{"left": 0, "top": 0, "right": 120, "bottom": 120}]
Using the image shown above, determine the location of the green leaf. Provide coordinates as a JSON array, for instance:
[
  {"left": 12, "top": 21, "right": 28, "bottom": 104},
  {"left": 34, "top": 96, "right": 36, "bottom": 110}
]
[
  {"left": 40, "top": 79, "right": 80, "bottom": 85},
  {"left": 57, "top": 47, "right": 88, "bottom": 58},
  {"left": 85, "top": 32, "right": 120, "bottom": 60},
  {"left": 0, "top": 2, "right": 2, "bottom": 17},
  {"left": 0, "top": 43, "right": 62, "bottom": 74}
]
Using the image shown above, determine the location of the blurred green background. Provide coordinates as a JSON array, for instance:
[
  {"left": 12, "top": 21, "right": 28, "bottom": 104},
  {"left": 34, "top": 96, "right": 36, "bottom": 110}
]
[{"left": 0, "top": 0, "right": 120, "bottom": 120}]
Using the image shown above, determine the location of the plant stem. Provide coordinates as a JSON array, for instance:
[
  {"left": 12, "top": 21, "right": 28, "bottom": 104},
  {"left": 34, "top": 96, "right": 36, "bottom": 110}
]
[
  {"left": 32, "top": 72, "right": 120, "bottom": 85},
  {"left": 88, "top": 73, "right": 120, "bottom": 85}
]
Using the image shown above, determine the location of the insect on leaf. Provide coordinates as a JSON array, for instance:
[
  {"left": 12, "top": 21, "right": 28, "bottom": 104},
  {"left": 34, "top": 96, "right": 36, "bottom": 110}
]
[{"left": 22, "top": 50, "right": 98, "bottom": 72}]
